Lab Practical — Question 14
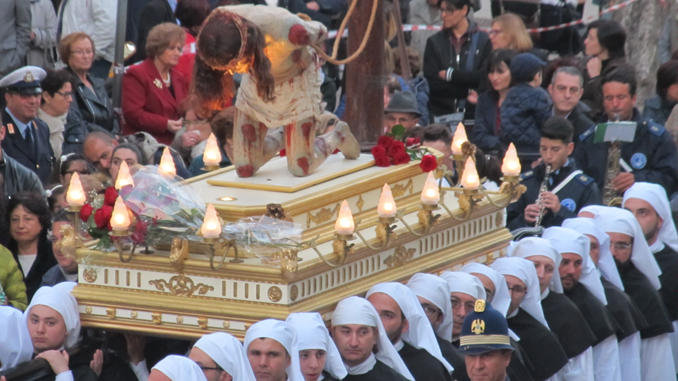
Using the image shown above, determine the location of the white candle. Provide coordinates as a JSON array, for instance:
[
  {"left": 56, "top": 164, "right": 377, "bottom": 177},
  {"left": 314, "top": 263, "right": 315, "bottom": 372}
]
[
  {"left": 110, "top": 196, "right": 131, "bottom": 231},
  {"left": 377, "top": 184, "right": 397, "bottom": 218},
  {"left": 66, "top": 172, "right": 86, "bottom": 207},
  {"left": 460, "top": 157, "right": 480, "bottom": 190},
  {"left": 158, "top": 147, "right": 176, "bottom": 177},
  {"left": 201, "top": 204, "right": 222, "bottom": 239},
  {"left": 334, "top": 200, "right": 355, "bottom": 235},
  {"left": 501, "top": 143, "right": 521, "bottom": 176},
  {"left": 203, "top": 133, "right": 222, "bottom": 167},
  {"left": 115, "top": 161, "right": 134, "bottom": 190},
  {"left": 451, "top": 123, "right": 468, "bottom": 155},
  {"left": 420, "top": 172, "right": 440, "bottom": 205}
]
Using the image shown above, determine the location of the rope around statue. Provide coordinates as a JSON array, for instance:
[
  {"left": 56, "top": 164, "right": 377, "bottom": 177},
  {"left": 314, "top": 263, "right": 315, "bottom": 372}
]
[{"left": 191, "top": 4, "right": 382, "bottom": 178}]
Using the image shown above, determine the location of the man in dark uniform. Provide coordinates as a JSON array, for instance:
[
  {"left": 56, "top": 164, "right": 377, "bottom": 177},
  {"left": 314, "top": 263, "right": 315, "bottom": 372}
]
[
  {"left": 544, "top": 227, "right": 622, "bottom": 381},
  {"left": 0, "top": 66, "right": 54, "bottom": 185},
  {"left": 331, "top": 296, "right": 412, "bottom": 381},
  {"left": 0, "top": 119, "right": 43, "bottom": 197},
  {"left": 507, "top": 116, "right": 600, "bottom": 230},
  {"left": 367, "top": 283, "right": 453, "bottom": 381},
  {"left": 407, "top": 273, "right": 471, "bottom": 381},
  {"left": 458, "top": 300, "right": 513, "bottom": 381},
  {"left": 597, "top": 207, "right": 676, "bottom": 380},
  {"left": 574, "top": 65, "right": 678, "bottom": 196},
  {"left": 623, "top": 182, "right": 678, "bottom": 372}
]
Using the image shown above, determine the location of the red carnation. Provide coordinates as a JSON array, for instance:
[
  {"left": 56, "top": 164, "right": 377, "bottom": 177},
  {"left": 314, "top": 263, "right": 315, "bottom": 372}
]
[
  {"left": 420, "top": 155, "right": 438, "bottom": 172},
  {"left": 374, "top": 153, "right": 391, "bottom": 167},
  {"left": 377, "top": 135, "right": 394, "bottom": 148},
  {"left": 371, "top": 145, "right": 386, "bottom": 157},
  {"left": 131, "top": 219, "right": 148, "bottom": 245},
  {"left": 393, "top": 152, "right": 411, "bottom": 165},
  {"left": 104, "top": 187, "right": 118, "bottom": 206},
  {"left": 79, "top": 204, "right": 94, "bottom": 222},
  {"left": 280, "top": 149, "right": 286, "bottom": 157},
  {"left": 333, "top": 148, "right": 340, "bottom": 154},
  {"left": 93, "top": 205, "right": 113, "bottom": 230},
  {"left": 406, "top": 137, "right": 420, "bottom": 146},
  {"left": 387, "top": 141, "right": 406, "bottom": 157}
]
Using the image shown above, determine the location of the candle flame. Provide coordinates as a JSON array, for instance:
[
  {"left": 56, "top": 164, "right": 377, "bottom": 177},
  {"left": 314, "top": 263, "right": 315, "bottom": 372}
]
[
  {"left": 203, "top": 133, "right": 222, "bottom": 166},
  {"left": 66, "top": 172, "right": 86, "bottom": 207}
]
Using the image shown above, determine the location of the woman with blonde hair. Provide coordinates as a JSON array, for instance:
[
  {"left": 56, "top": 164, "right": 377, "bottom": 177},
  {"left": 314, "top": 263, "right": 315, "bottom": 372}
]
[{"left": 490, "top": 14, "right": 547, "bottom": 60}]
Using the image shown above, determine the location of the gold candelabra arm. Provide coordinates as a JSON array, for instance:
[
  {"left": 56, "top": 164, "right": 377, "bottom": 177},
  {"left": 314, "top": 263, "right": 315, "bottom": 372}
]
[
  {"left": 65, "top": 206, "right": 91, "bottom": 243},
  {"left": 354, "top": 218, "right": 396, "bottom": 250},
  {"left": 479, "top": 176, "right": 526, "bottom": 207},
  {"left": 204, "top": 238, "right": 240, "bottom": 270},
  {"left": 438, "top": 189, "right": 480, "bottom": 221},
  {"left": 307, "top": 234, "right": 354, "bottom": 268},
  {"left": 112, "top": 233, "right": 136, "bottom": 263},
  {"left": 395, "top": 207, "right": 440, "bottom": 237}
]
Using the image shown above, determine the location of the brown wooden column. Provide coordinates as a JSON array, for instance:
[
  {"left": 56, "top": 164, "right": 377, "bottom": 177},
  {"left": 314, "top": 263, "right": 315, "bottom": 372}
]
[{"left": 344, "top": 0, "right": 384, "bottom": 150}]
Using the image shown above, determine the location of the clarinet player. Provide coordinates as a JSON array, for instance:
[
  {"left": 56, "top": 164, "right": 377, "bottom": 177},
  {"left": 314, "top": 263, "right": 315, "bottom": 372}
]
[{"left": 507, "top": 117, "right": 601, "bottom": 230}]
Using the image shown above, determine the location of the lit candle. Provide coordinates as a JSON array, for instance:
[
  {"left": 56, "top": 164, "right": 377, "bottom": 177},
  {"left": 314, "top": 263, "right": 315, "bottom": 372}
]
[
  {"left": 201, "top": 204, "right": 222, "bottom": 239},
  {"left": 451, "top": 123, "right": 468, "bottom": 155},
  {"left": 420, "top": 172, "right": 440, "bottom": 205},
  {"left": 377, "top": 184, "right": 397, "bottom": 218},
  {"left": 158, "top": 147, "right": 176, "bottom": 177},
  {"left": 110, "top": 196, "right": 131, "bottom": 232},
  {"left": 203, "top": 133, "right": 222, "bottom": 167},
  {"left": 501, "top": 143, "right": 521, "bottom": 176},
  {"left": 460, "top": 157, "right": 480, "bottom": 190},
  {"left": 335, "top": 200, "right": 354, "bottom": 235},
  {"left": 66, "top": 172, "right": 86, "bottom": 207},
  {"left": 115, "top": 161, "right": 134, "bottom": 190}
]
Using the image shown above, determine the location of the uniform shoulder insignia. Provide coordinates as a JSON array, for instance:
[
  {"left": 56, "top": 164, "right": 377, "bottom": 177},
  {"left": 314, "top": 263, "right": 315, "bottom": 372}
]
[
  {"left": 520, "top": 171, "right": 534, "bottom": 180},
  {"left": 648, "top": 122, "right": 666, "bottom": 137},
  {"left": 575, "top": 174, "right": 594, "bottom": 185},
  {"left": 579, "top": 127, "right": 595, "bottom": 141}
]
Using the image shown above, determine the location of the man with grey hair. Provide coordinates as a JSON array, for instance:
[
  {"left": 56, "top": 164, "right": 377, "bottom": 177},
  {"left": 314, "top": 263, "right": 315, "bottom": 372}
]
[{"left": 548, "top": 66, "right": 595, "bottom": 146}]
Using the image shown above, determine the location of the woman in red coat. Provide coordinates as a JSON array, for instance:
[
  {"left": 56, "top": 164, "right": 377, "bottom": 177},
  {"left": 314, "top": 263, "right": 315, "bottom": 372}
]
[{"left": 122, "top": 23, "right": 189, "bottom": 145}]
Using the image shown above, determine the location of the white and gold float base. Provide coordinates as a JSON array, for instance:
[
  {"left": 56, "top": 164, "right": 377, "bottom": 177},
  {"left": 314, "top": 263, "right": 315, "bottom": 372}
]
[{"left": 72, "top": 153, "right": 512, "bottom": 340}]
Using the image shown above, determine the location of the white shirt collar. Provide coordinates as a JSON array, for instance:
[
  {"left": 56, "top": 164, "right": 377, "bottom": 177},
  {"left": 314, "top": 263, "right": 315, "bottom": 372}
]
[
  {"left": 393, "top": 339, "right": 405, "bottom": 351},
  {"left": 346, "top": 353, "right": 377, "bottom": 375}
]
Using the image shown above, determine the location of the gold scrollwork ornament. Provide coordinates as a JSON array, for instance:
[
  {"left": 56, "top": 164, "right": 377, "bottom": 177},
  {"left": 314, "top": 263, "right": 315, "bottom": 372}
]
[
  {"left": 384, "top": 245, "right": 416, "bottom": 268},
  {"left": 307, "top": 203, "right": 339, "bottom": 228},
  {"left": 149, "top": 275, "right": 214, "bottom": 297},
  {"left": 391, "top": 179, "right": 413, "bottom": 197}
]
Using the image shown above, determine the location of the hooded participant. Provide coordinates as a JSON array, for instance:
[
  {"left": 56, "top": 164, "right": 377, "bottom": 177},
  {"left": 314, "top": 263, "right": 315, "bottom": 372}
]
[
  {"left": 244, "top": 319, "right": 304, "bottom": 381},
  {"left": 330, "top": 296, "right": 414, "bottom": 381},
  {"left": 0, "top": 306, "right": 33, "bottom": 371},
  {"left": 366, "top": 282, "right": 453, "bottom": 381},
  {"left": 191, "top": 332, "right": 257, "bottom": 381},
  {"left": 286, "top": 312, "right": 348, "bottom": 381},
  {"left": 544, "top": 227, "right": 622, "bottom": 381},
  {"left": 491, "top": 257, "right": 569, "bottom": 381},
  {"left": 438, "top": 271, "right": 486, "bottom": 343},
  {"left": 406, "top": 273, "right": 470, "bottom": 381},
  {"left": 150, "top": 355, "right": 208, "bottom": 381}
]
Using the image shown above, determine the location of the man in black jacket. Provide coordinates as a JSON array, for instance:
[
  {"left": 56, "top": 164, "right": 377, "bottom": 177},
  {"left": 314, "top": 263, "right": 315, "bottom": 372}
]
[
  {"left": 423, "top": 0, "right": 491, "bottom": 120},
  {"left": 548, "top": 66, "right": 594, "bottom": 147},
  {"left": 507, "top": 117, "right": 600, "bottom": 230},
  {"left": 575, "top": 65, "right": 678, "bottom": 196}
]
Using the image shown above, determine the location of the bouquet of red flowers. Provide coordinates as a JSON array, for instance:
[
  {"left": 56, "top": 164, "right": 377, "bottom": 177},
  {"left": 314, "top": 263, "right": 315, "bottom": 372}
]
[{"left": 371, "top": 125, "right": 438, "bottom": 172}]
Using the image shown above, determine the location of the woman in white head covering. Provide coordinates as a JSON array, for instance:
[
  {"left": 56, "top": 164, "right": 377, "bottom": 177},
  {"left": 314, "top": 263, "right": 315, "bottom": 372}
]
[
  {"left": 544, "top": 227, "right": 623, "bottom": 381},
  {"left": 0, "top": 306, "right": 33, "bottom": 371},
  {"left": 491, "top": 257, "right": 570, "bottom": 381},
  {"left": 460, "top": 263, "right": 511, "bottom": 317},
  {"left": 286, "top": 312, "right": 348, "bottom": 381},
  {"left": 366, "top": 283, "right": 453, "bottom": 374},
  {"left": 331, "top": 296, "right": 414, "bottom": 381},
  {"left": 191, "top": 332, "right": 256, "bottom": 381},
  {"left": 244, "top": 319, "right": 304, "bottom": 381},
  {"left": 594, "top": 207, "right": 676, "bottom": 381},
  {"left": 150, "top": 355, "right": 208, "bottom": 381}
]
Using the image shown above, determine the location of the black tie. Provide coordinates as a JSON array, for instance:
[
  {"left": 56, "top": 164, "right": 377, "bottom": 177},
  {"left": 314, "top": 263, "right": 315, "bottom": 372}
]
[{"left": 25, "top": 126, "right": 34, "bottom": 154}]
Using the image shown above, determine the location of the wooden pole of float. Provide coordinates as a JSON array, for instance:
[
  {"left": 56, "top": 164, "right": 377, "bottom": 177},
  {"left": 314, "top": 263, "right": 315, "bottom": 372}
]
[{"left": 343, "top": 0, "right": 385, "bottom": 150}]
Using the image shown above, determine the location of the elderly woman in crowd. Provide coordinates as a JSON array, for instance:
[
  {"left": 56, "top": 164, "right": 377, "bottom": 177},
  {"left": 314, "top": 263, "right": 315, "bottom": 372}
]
[
  {"left": 472, "top": 49, "right": 515, "bottom": 157},
  {"left": 122, "top": 23, "right": 190, "bottom": 146},
  {"left": 582, "top": 19, "right": 627, "bottom": 120},
  {"left": 489, "top": 14, "right": 547, "bottom": 60},
  {"left": 59, "top": 33, "right": 117, "bottom": 133},
  {"left": 38, "top": 70, "right": 73, "bottom": 159},
  {"left": 5, "top": 192, "right": 57, "bottom": 301}
]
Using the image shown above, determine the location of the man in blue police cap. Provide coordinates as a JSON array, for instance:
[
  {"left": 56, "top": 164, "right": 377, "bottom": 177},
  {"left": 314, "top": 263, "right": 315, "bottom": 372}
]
[
  {"left": 0, "top": 66, "right": 54, "bottom": 184},
  {"left": 458, "top": 300, "right": 513, "bottom": 381}
]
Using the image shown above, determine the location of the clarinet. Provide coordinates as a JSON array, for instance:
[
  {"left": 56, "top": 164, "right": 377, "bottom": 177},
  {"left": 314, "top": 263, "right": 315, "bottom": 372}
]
[{"left": 534, "top": 165, "right": 552, "bottom": 227}]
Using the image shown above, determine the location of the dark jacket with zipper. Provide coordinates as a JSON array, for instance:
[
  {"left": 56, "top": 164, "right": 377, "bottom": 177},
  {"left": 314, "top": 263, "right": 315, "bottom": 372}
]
[
  {"left": 423, "top": 18, "right": 491, "bottom": 118},
  {"left": 67, "top": 67, "right": 118, "bottom": 133}
]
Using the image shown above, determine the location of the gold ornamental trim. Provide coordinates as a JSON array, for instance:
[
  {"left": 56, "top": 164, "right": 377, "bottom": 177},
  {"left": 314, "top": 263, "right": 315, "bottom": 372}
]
[
  {"left": 83, "top": 268, "right": 97, "bottom": 283},
  {"left": 290, "top": 285, "right": 299, "bottom": 302},
  {"left": 460, "top": 334, "right": 511, "bottom": 346},
  {"left": 268, "top": 286, "right": 283, "bottom": 302},
  {"left": 307, "top": 203, "right": 339, "bottom": 228},
  {"left": 149, "top": 275, "right": 214, "bottom": 297},
  {"left": 384, "top": 245, "right": 416, "bottom": 268},
  {"left": 391, "top": 179, "right": 413, "bottom": 197},
  {"left": 152, "top": 312, "right": 162, "bottom": 324},
  {"left": 356, "top": 195, "right": 365, "bottom": 212},
  {"left": 106, "top": 308, "right": 116, "bottom": 319},
  {"left": 198, "top": 317, "right": 208, "bottom": 329},
  {"left": 85, "top": 306, "right": 92, "bottom": 314}
]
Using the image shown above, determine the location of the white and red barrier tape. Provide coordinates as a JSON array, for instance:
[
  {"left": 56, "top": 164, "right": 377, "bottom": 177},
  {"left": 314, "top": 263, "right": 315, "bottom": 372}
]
[{"left": 326, "top": 0, "right": 638, "bottom": 38}]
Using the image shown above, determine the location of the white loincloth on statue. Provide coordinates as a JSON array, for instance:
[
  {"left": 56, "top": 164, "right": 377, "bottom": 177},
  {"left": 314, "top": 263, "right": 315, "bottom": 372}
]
[
  {"left": 592, "top": 335, "right": 621, "bottom": 381},
  {"left": 236, "top": 48, "right": 323, "bottom": 128},
  {"left": 640, "top": 333, "right": 676, "bottom": 381},
  {"left": 618, "top": 332, "right": 641, "bottom": 381}
]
